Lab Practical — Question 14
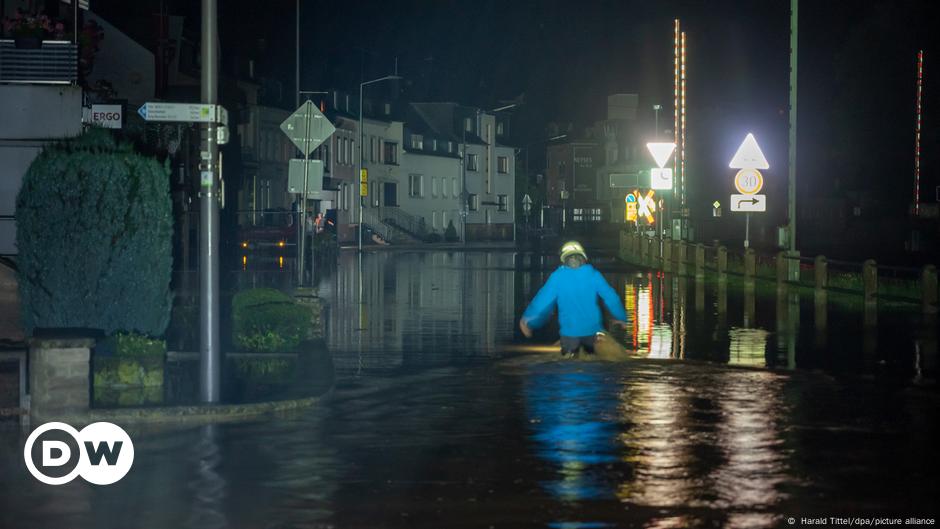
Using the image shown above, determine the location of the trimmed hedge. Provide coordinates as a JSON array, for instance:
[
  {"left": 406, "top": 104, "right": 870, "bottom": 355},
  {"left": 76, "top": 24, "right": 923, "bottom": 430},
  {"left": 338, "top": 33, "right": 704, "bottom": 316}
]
[
  {"left": 232, "top": 288, "right": 311, "bottom": 353},
  {"left": 16, "top": 128, "right": 172, "bottom": 336}
]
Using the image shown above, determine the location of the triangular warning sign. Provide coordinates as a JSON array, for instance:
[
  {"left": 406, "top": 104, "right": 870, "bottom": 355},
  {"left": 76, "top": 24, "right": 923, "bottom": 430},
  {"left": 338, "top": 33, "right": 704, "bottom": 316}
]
[
  {"left": 646, "top": 142, "right": 676, "bottom": 168},
  {"left": 729, "top": 133, "right": 769, "bottom": 169}
]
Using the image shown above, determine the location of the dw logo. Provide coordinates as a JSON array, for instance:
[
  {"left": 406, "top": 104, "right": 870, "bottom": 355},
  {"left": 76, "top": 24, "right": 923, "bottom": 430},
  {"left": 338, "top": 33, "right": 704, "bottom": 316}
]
[{"left": 23, "top": 422, "right": 135, "bottom": 485}]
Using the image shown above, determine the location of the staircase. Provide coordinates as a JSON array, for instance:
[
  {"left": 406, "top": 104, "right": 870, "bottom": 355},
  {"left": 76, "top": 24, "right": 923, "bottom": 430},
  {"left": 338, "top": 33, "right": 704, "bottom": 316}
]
[
  {"left": 381, "top": 207, "right": 429, "bottom": 241},
  {"left": 361, "top": 209, "right": 422, "bottom": 244}
]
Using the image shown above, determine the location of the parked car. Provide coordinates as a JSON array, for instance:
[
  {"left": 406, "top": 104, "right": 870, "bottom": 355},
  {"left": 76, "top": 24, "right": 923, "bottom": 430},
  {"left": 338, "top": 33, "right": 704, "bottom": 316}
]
[{"left": 236, "top": 208, "right": 297, "bottom": 252}]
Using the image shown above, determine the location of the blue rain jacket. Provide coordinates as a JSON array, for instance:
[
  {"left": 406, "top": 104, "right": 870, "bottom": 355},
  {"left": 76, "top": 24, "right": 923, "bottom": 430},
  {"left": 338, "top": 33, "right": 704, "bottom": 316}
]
[{"left": 522, "top": 264, "right": 627, "bottom": 337}]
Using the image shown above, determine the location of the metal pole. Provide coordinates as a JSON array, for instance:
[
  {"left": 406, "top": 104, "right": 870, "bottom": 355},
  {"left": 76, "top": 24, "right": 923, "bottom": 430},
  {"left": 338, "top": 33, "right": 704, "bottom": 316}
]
[
  {"left": 199, "top": 0, "right": 220, "bottom": 403},
  {"left": 73, "top": 0, "right": 78, "bottom": 45},
  {"left": 744, "top": 213, "right": 750, "bottom": 249},
  {"left": 295, "top": 0, "right": 299, "bottom": 109},
  {"left": 298, "top": 103, "right": 311, "bottom": 286},
  {"left": 358, "top": 84, "right": 363, "bottom": 252},
  {"left": 787, "top": 0, "right": 798, "bottom": 255}
]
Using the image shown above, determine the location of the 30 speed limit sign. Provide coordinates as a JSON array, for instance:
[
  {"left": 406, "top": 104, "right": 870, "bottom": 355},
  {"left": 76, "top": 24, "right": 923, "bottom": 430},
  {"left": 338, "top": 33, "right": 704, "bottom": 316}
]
[{"left": 734, "top": 168, "right": 763, "bottom": 195}]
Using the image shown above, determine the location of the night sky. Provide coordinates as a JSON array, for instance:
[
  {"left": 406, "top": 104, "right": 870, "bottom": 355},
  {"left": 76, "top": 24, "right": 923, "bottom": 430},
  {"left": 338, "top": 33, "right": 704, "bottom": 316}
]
[{"left": 95, "top": 0, "right": 940, "bottom": 220}]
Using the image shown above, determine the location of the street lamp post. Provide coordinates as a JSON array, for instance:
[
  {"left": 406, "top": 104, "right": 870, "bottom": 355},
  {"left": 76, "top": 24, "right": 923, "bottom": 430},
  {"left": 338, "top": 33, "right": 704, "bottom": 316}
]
[
  {"left": 653, "top": 104, "right": 661, "bottom": 139},
  {"left": 358, "top": 75, "right": 402, "bottom": 252}
]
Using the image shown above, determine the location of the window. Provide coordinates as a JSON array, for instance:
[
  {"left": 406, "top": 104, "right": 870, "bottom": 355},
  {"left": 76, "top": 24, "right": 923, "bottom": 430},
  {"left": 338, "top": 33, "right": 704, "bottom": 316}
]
[
  {"left": 370, "top": 136, "right": 377, "bottom": 162},
  {"left": 409, "top": 174, "right": 423, "bottom": 198},
  {"left": 432, "top": 139, "right": 438, "bottom": 151},
  {"left": 347, "top": 137, "right": 353, "bottom": 165},
  {"left": 452, "top": 178, "right": 458, "bottom": 197},
  {"left": 464, "top": 117, "right": 473, "bottom": 132},
  {"left": 468, "top": 193, "right": 479, "bottom": 211},
  {"left": 344, "top": 184, "right": 350, "bottom": 211},
  {"left": 497, "top": 121, "right": 504, "bottom": 135},
  {"left": 431, "top": 176, "right": 438, "bottom": 198},
  {"left": 573, "top": 208, "right": 584, "bottom": 222},
  {"left": 383, "top": 142, "right": 398, "bottom": 164},
  {"left": 432, "top": 211, "right": 439, "bottom": 230},
  {"left": 467, "top": 153, "right": 479, "bottom": 171},
  {"left": 497, "top": 195, "right": 508, "bottom": 211},
  {"left": 411, "top": 134, "right": 423, "bottom": 150},
  {"left": 589, "top": 208, "right": 602, "bottom": 222},
  {"left": 442, "top": 211, "right": 447, "bottom": 229},
  {"left": 448, "top": 141, "right": 454, "bottom": 153},
  {"left": 497, "top": 156, "right": 509, "bottom": 174},
  {"left": 372, "top": 182, "right": 379, "bottom": 207},
  {"left": 340, "top": 138, "right": 346, "bottom": 164}
]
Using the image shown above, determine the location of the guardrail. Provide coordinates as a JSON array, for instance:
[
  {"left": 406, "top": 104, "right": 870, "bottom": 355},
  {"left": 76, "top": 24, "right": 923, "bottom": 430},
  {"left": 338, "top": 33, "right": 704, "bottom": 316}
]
[
  {"left": 382, "top": 206, "right": 428, "bottom": 240},
  {"left": 619, "top": 231, "right": 938, "bottom": 314},
  {"left": 0, "top": 40, "right": 77, "bottom": 84}
]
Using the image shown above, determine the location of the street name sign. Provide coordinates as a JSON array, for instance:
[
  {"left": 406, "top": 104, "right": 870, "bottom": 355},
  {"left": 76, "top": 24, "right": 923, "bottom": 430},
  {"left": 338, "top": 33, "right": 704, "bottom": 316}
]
[
  {"left": 138, "top": 102, "right": 226, "bottom": 124},
  {"left": 281, "top": 100, "right": 336, "bottom": 156},
  {"left": 729, "top": 133, "right": 769, "bottom": 169},
  {"left": 734, "top": 168, "right": 764, "bottom": 195},
  {"left": 730, "top": 194, "right": 766, "bottom": 212}
]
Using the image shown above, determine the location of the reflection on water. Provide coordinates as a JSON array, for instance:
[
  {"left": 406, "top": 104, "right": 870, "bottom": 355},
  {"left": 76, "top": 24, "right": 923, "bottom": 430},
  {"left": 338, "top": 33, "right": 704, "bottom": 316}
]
[
  {"left": 322, "top": 251, "right": 516, "bottom": 372},
  {"left": 1, "top": 250, "right": 938, "bottom": 528}
]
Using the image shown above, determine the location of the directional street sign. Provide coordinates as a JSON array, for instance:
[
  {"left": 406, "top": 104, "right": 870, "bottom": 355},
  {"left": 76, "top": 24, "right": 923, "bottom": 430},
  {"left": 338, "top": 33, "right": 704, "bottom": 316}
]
[
  {"left": 729, "top": 133, "right": 769, "bottom": 169},
  {"left": 280, "top": 100, "right": 336, "bottom": 156},
  {"left": 137, "top": 102, "right": 226, "bottom": 123},
  {"left": 730, "top": 194, "right": 766, "bottom": 212},
  {"left": 522, "top": 193, "right": 533, "bottom": 213},
  {"left": 650, "top": 167, "right": 673, "bottom": 190},
  {"left": 734, "top": 168, "right": 764, "bottom": 195}
]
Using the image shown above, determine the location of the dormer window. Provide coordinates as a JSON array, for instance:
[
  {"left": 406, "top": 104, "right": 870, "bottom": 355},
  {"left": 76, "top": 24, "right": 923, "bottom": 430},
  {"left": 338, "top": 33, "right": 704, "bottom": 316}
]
[{"left": 411, "top": 134, "right": 424, "bottom": 149}]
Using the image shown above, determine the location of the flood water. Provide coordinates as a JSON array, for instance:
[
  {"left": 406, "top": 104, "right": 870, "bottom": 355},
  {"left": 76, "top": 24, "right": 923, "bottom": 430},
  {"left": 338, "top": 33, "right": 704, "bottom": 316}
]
[{"left": 1, "top": 249, "right": 938, "bottom": 528}]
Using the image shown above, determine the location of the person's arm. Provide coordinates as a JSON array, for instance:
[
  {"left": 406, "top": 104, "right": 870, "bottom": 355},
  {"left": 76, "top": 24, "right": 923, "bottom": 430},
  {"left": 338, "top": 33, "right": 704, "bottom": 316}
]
[
  {"left": 521, "top": 272, "right": 559, "bottom": 332},
  {"left": 594, "top": 270, "right": 627, "bottom": 322}
]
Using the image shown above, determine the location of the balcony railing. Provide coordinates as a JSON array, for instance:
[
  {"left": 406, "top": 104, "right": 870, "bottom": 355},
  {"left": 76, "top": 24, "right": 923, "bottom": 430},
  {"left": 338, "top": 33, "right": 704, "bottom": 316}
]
[{"left": 0, "top": 40, "right": 77, "bottom": 84}]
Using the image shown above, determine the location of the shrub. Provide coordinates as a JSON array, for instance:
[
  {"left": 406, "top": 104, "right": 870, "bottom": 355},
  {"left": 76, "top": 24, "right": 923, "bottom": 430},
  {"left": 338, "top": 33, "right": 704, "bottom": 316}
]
[
  {"left": 425, "top": 233, "right": 442, "bottom": 243},
  {"left": 232, "top": 288, "right": 311, "bottom": 353},
  {"left": 444, "top": 221, "right": 458, "bottom": 242},
  {"left": 16, "top": 128, "right": 172, "bottom": 336}
]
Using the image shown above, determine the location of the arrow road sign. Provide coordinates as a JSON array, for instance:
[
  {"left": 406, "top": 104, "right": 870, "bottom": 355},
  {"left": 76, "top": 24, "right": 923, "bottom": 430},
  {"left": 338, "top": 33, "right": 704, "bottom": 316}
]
[
  {"left": 281, "top": 100, "right": 336, "bottom": 156},
  {"left": 730, "top": 194, "right": 766, "bottom": 212},
  {"left": 522, "top": 193, "right": 533, "bottom": 213}
]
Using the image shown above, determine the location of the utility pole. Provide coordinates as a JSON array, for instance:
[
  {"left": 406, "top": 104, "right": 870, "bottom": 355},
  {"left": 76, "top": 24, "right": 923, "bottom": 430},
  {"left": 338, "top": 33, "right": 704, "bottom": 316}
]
[
  {"left": 787, "top": 0, "right": 800, "bottom": 279},
  {"left": 199, "top": 0, "right": 220, "bottom": 403}
]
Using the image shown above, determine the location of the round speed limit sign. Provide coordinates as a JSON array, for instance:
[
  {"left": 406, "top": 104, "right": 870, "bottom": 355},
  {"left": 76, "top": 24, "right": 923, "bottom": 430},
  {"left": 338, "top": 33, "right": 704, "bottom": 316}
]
[{"left": 734, "top": 168, "right": 763, "bottom": 195}]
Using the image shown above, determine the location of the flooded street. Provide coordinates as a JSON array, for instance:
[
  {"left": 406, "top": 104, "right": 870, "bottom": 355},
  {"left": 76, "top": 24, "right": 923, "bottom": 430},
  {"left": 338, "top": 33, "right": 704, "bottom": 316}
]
[{"left": 1, "top": 249, "right": 938, "bottom": 528}]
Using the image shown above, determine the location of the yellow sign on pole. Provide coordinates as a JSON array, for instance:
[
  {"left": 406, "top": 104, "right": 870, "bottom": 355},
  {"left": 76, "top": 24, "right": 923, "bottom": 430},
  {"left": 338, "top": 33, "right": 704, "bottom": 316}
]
[{"left": 360, "top": 169, "right": 368, "bottom": 196}]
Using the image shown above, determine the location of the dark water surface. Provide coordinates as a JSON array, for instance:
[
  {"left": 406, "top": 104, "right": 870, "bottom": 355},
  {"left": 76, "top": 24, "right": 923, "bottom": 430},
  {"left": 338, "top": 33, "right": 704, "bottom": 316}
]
[{"left": 1, "top": 250, "right": 938, "bottom": 528}]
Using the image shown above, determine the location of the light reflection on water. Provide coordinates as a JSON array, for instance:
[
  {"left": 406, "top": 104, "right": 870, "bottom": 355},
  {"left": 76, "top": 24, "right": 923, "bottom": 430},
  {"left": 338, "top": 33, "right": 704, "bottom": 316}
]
[{"left": 1, "top": 250, "right": 923, "bottom": 527}]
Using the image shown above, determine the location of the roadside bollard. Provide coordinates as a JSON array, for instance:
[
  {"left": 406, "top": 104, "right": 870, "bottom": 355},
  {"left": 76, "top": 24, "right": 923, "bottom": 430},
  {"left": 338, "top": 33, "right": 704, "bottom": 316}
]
[
  {"left": 744, "top": 248, "right": 756, "bottom": 280},
  {"left": 717, "top": 246, "right": 727, "bottom": 277},
  {"left": 863, "top": 259, "right": 878, "bottom": 305},
  {"left": 695, "top": 244, "right": 705, "bottom": 279},
  {"left": 676, "top": 240, "right": 687, "bottom": 276},
  {"left": 922, "top": 264, "right": 938, "bottom": 314},
  {"left": 776, "top": 251, "right": 788, "bottom": 284},
  {"left": 815, "top": 255, "right": 828, "bottom": 290}
]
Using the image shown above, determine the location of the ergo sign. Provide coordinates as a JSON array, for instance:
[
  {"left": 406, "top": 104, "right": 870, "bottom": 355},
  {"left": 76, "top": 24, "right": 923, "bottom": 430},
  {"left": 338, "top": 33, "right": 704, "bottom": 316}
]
[
  {"left": 86, "top": 104, "right": 123, "bottom": 129},
  {"left": 23, "top": 422, "right": 134, "bottom": 485}
]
